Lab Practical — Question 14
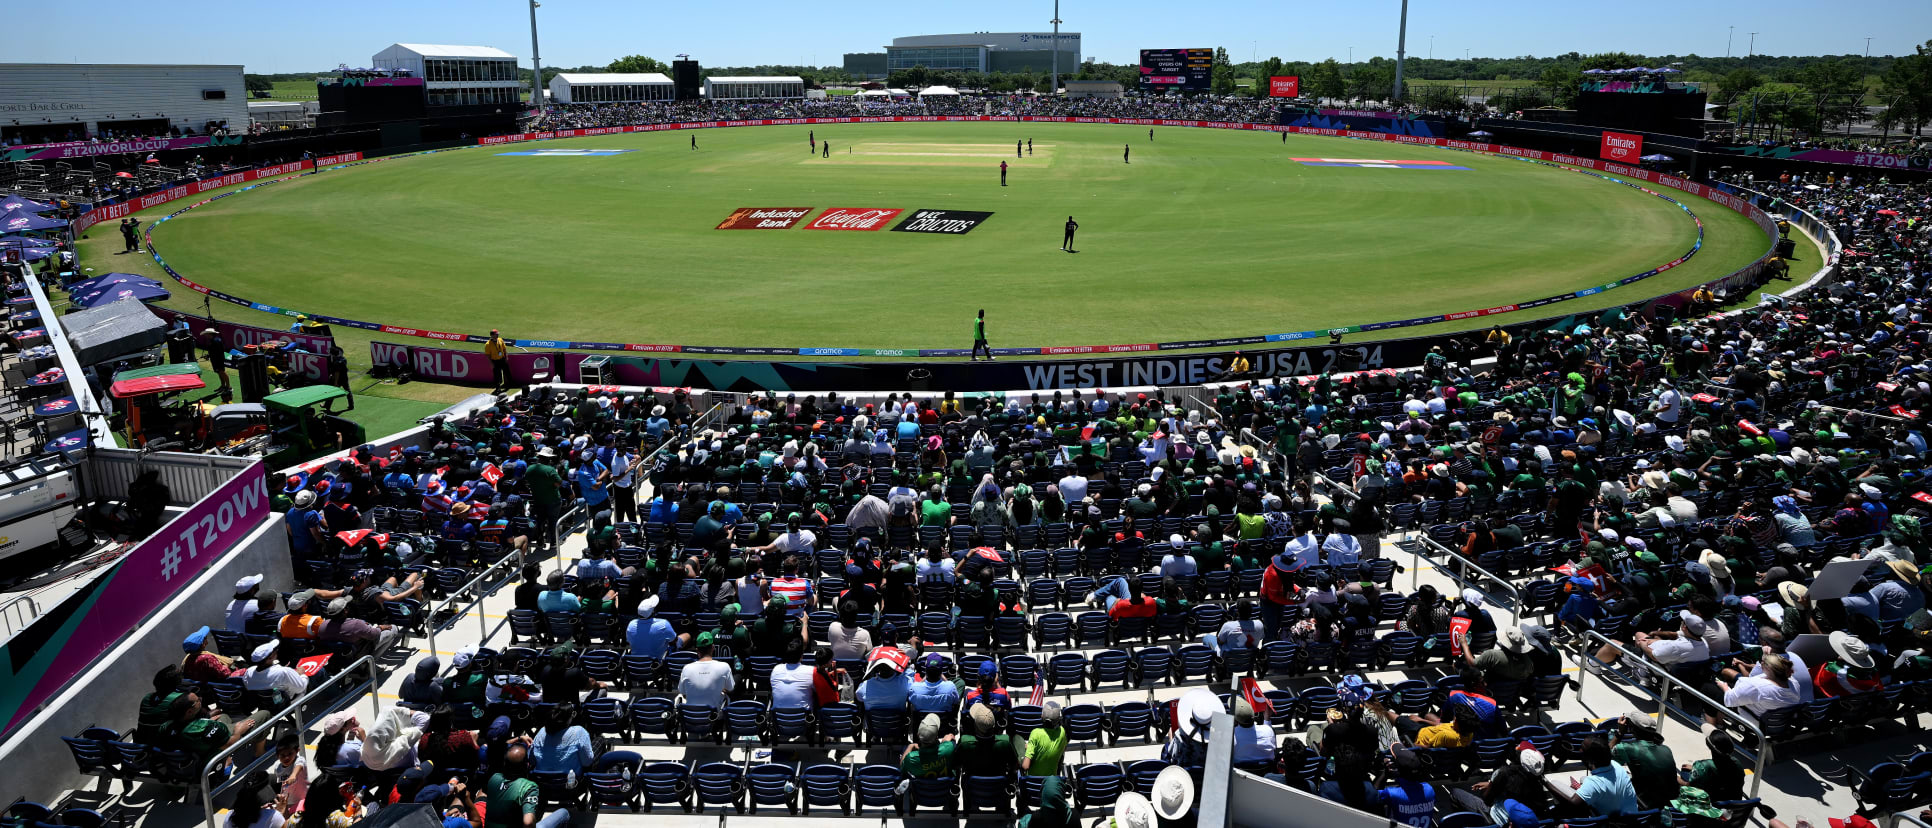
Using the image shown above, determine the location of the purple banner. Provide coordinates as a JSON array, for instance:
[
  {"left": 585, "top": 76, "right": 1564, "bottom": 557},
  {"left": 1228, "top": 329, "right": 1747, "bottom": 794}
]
[
  {"left": 370, "top": 341, "right": 551, "bottom": 384},
  {"left": 0, "top": 134, "right": 241, "bottom": 162},
  {"left": 6, "top": 462, "right": 268, "bottom": 731},
  {"left": 148, "top": 307, "right": 334, "bottom": 354},
  {"left": 1778, "top": 148, "right": 1929, "bottom": 171}
]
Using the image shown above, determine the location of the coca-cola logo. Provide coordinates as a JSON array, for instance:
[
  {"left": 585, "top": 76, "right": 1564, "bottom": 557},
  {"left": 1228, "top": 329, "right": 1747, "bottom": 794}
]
[{"left": 806, "top": 207, "right": 903, "bottom": 231}]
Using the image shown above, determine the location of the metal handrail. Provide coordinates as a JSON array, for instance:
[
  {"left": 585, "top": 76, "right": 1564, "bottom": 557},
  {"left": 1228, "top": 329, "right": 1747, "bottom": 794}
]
[
  {"left": 1575, "top": 629, "right": 1766, "bottom": 799},
  {"left": 200, "top": 654, "right": 382, "bottom": 822},
  {"left": 0, "top": 595, "right": 41, "bottom": 640},
  {"left": 1412, "top": 535, "right": 1521, "bottom": 624},
  {"left": 424, "top": 545, "right": 524, "bottom": 657},
  {"left": 1888, "top": 812, "right": 1932, "bottom": 828}
]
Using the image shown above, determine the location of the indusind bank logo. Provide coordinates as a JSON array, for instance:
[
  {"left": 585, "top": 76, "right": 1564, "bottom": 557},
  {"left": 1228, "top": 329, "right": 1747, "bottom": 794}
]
[{"left": 715, "top": 207, "right": 814, "bottom": 229}]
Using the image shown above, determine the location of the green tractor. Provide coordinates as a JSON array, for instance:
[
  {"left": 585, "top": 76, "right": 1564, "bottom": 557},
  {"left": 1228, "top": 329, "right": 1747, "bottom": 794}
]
[{"left": 207, "top": 385, "right": 366, "bottom": 469}]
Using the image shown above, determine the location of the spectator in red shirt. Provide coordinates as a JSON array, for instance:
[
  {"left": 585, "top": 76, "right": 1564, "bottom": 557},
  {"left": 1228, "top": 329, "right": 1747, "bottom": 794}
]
[
  {"left": 1088, "top": 576, "right": 1158, "bottom": 619},
  {"left": 181, "top": 626, "right": 243, "bottom": 682}
]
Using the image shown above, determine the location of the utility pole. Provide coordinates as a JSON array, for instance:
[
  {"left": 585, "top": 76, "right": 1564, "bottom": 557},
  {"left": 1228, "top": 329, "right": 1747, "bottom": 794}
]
[
  {"left": 1348, "top": 46, "right": 1353, "bottom": 65},
  {"left": 1050, "top": 0, "right": 1061, "bottom": 97},
  {"left": 1727, "top": 26, "right": 1734, "bottom": 58},
  {"left": 1429, "top": 35, "right": 1434, "bottom": 60},
  {"left": 1393, "top": 0, "right": 1409, "bottom": 101},
  {"left": 1747, "top": 32, "right": 1757, "bottom": 58},
  {"left": 527, "top": 0, "right": 546, "bottom": 114},
  {"left": 1865, "top": 37, "right": 1873, "bottom": 57}
]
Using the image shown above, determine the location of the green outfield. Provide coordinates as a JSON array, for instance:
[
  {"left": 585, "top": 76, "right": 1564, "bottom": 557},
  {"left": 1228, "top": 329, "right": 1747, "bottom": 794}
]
[{"left": 122, "top": 122, "right": 1773, "bottom": 354}]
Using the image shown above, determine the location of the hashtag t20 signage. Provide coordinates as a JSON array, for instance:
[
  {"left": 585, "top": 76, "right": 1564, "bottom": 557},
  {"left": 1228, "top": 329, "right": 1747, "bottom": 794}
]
[{"left": 1, "top": 461, "right": 270, "bottom": 734}]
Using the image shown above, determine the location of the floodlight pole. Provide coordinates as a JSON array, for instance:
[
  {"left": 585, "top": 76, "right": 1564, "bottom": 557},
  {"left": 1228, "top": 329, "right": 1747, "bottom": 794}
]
[
  {"left": 528, "top": 0, "right": 546, "bottom": 114},
  {"left": 1050, "top": 0, "right": 1062, "bottom": 97},
  {"left": 1392, "top": 0, "right": 1409, "bottom": 100}
]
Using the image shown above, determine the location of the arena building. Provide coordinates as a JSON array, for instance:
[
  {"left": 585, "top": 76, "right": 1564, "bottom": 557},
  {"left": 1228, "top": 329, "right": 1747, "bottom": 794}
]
[
  {"left": 370, "top": 43, "right": 520, "bottom": 108},
  {"left": 844, "top": 31, "right": 1080, "bottom": 79},
  {"left": 0, "top": 63, "right": 248, "bottom": 146}
]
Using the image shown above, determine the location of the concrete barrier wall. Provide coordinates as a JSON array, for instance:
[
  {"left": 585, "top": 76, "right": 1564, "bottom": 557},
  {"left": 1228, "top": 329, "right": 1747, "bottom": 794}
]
[{"left": 0, "top": 514, "right": 292, "bottom": 804}]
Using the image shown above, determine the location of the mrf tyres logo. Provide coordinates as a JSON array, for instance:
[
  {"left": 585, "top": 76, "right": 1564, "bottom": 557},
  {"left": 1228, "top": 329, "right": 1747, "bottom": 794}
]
[
  {"left": 806, "top": 207, "right": 903, "bottom": 231},
  {"left": 892, "top": 209, "right": 995, "bottom": 235},
  {"left": 716, "top": 207, "right": 814, "bottom": 230}
]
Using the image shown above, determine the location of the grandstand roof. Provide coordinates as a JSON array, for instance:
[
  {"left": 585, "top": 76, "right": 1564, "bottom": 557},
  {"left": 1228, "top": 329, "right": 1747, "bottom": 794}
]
[
  {"left": 553, "top": 72, "right": 673, "bottom": 85},
  {"left": 387, "top": 43, "right": 515, "bottom": 59},
  {"left": 706, "top": 76, "right": 803, "bottom": 84}
]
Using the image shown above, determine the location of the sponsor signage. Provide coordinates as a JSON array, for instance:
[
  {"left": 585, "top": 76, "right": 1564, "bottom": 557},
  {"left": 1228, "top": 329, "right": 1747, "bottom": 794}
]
[
  {"left": 891, "top": 209, "right": 994, "bottom": 235},
  {"left": 806, "top": 207, "right": 903, "bottom": 231},
  {"left": 715, "top": 207, "right": 813, "bottom": 230},
  {"left": 2, "top": 462, "right": 268, "bottom": 734},
  {"left": 1268, "top": 76, "right": 1301, "bottom": 98},
  {"left": 1139, "top": 48, "right": 1214, "bottom": 91},
  {"left": 0, "top": 134, "right": 241, "bottom": 163},
  {"left": 1600, "top": 131, "right": 1644, "bottom": 163}
]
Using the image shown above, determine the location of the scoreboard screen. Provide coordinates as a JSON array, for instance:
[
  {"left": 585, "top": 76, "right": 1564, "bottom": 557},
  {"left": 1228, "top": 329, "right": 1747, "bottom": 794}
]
[{"left": 1139, "top": 48, "right": 1213, "bottom": 92}]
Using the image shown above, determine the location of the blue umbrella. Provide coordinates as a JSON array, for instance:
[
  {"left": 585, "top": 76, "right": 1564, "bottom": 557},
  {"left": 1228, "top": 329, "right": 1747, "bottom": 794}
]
[
  {"left": 0, "top": 194, "right": 54, "bottom": 214},
  {"left": 1639, "top": 153, "right": 1675, "bottom": 163},
  {"left": 70, "top": 282, "right": 170, "bottom": 309},
  {"left": 67, "top": 272, "right": 160, "bottom": 294},
  {"left": 14, "top": 247, "right": 54, "bottom": 262},
  {"left": 0, "top": 209, "right": 67, "bottom": 233},
  {"left": 0, "top": 236, "right": 57, "bottom": 248}
]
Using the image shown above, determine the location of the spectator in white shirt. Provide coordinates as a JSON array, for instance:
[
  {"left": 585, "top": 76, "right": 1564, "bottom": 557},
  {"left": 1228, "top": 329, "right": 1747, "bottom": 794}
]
[
  {"left": 1058, "top": 473, "right": 1089, "bottom": 504},
  {"left": 769, "top": 637, "right": 817, "bottom": 710},
  {"left": 1654, "top": 381, "right": 1683, "bottom": 424},
  {"left": 1213, "top": 601, "right": 1265, "bottom": 658},
  {"left": 1717, "top": 654, "right": 1801, "bottom": 721},
  {"left": 1636, "top": 614, "right": 1710, "bottom": 666},
  {"left": 828, "top": 602, "right": 874, "bottom": 661},
  {"left": 1159, "top": 536, "right": 1198, "bottom": 578},
  {"left": 1750, "top": 629, "right": 1813, "bottom": 702},
  {"left": 242, "top": 641, "right": 309, "bottom": 702},
  {"left": 227, "top": 574, "right": 265, "bottom": 631},
  {"left": 1322, "top": 524, "right": 1362, "bottom": 567},
  {"left": 677, "top": 632, "right": 735, "bottom": 709}
]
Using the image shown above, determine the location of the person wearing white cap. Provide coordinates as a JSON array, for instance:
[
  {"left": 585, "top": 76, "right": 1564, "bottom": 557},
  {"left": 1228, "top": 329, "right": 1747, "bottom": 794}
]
[
  {"left": 1455, "top": 588, "right": 1497, "bottom": 637},
  {"left": 285, "top": 489, "right": 328, "bottom": 563},
  {"left": 625, "top": 595, "right": 682, "bottom": 660},
  {"left": 1159, "top": 535, "right": 1198, "bottom": 578},
  {"left": 1635, "top": 613, "right": 1710, "bottom": 666},
  {"left": 241, "top": 640, "right": 308, "bottom": 703},
  {"left": 227, "top": 574, "right": 265, "bottom": 632}
]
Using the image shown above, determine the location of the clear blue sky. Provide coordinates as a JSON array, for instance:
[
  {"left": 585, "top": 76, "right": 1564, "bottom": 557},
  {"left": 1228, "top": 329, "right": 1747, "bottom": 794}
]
[{"left": 20, "top": 0, "right": 1930, "bottom": 73}]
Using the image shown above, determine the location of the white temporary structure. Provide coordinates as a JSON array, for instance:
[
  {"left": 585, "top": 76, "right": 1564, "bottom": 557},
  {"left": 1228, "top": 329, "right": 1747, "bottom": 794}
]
[
  {"left": 917, "top": 85, "right": 960, "bottom": 97},
  {"left": 549, "top": 72, "right": 674, "bottom": 104},
  {"left": 703, "top": 76, "right": 805, "bottom": 100}
]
